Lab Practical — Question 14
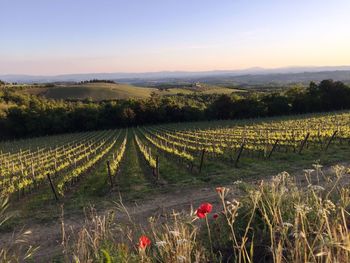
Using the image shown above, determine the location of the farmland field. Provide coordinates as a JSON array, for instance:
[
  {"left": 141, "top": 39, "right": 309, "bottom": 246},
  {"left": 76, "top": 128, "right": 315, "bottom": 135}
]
[
  {"left": 1, "top": 110, "right": 349, "bottom": 203},
  {"left": 1, "top": 111, "right": 350, "bottom": 261}
]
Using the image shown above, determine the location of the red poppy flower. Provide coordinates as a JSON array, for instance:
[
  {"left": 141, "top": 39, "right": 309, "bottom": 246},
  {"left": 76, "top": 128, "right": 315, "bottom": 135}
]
[
  {"left": 216, "top": 187, "right": 224, "bottom": 193},
  {"left": 213, "top": 213, "right": 219, "bottom": 219},
  {"left": 138, "top": 235, "right": 151, "bottom": 249},
  {"left": 196, "top": 203, "right": 213, "bottom": 218}
]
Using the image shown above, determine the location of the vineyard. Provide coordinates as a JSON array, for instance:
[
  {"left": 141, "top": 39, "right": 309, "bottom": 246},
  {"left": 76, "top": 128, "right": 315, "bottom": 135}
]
[
  {"left": 0, "top": 111, "right": 350, "bottom": 262},
  {"left": 0, "top": 111, "right": 350, "bottom": 204}
]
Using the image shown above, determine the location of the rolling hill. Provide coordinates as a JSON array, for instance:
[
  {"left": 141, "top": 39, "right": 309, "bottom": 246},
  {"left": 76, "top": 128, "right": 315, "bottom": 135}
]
[
  {"left": 2, "top": 66, "right": 350, "bottom": 85},
  {"left": 24, "top": 83, "right": 157, "bottom": 100},
  {"left": 21, "top": 82, "right": 241, "bottom": 101}
]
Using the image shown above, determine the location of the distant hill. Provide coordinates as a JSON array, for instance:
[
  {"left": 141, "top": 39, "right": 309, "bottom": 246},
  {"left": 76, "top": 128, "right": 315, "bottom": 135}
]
[
  {"left": 20, "top": 82, "right": 242, "bottom": 101},
  {"left": 198, "top": 70, "right": 350, "bottom": 86},
  {"left": 2, "top": 66, "right": 350, "bottom": 85},
  {"left": 24, "top": 83, "right": 156, "bottom": 101}
]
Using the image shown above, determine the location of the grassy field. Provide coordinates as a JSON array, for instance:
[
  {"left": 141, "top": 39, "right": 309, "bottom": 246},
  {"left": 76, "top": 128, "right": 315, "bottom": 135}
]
[{"left": 24, "top": 83, "right": 157, "bottom": 100}]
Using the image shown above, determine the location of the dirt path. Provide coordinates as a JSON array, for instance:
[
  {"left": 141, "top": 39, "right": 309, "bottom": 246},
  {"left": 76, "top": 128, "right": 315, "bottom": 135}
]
[{"left": 0, "top": 184, "right": 240, "bottom": 262}]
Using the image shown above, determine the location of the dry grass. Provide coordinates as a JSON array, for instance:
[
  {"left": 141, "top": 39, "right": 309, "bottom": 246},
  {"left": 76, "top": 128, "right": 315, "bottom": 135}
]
[
  {"left": 0, "top": 196, "right": 37, "bottom": 262},
  {"left": 59, "top": 164, "right": 349, "bottom": 262},
  {"left": 1, "top": 164, "right": 349, "bottom": 262}
]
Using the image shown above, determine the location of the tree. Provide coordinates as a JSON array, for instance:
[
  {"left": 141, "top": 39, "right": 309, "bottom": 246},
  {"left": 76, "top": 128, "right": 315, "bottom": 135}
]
[
  {"left": 262, "top": 94, "right": 291, "bottom": 116},
  {"left": 208, "top": 95, "right": 233, "bottom": 119}
]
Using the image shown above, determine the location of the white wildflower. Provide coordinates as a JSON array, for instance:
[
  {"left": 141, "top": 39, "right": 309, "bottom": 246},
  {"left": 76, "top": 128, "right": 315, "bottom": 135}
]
[
  {"left": 295, "top": 204, "right": 311, "bottom": 214},
  {"left": 271, "top": 175, "right": 281, "bottom": 184},
  {"left": 324, "top": 199, "right": 336, "bottom": 211},
  {"left": 233, "top": 180, "right": 243, "bottom": 185},
  {"left": 303, "top": 169, "right": 315, "bottom": 174},
  {"left": 308, "top": 184, "right": 325, "bottom": 192},
  {"left": 312, "top": 164, "right": 323, "bottom": 169}
]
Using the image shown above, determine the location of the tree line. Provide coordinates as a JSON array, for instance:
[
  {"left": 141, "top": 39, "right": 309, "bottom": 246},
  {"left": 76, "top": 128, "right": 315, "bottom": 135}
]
[{"left": 0, "top": 79, "right": 350, "bottom": 139}]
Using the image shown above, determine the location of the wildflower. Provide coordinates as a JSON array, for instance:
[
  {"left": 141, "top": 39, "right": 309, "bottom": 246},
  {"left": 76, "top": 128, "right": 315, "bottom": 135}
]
[
  {"left": 272, "top": 171, "right": 290, "bottom": 185},
  {"left": 303, "top": 169, "right": 315, "bottom": 174},
  {"left": 196, "top": 203, "right": 213, "bottom": 218},
  {"left": 308, "top": 184, "right": 325, "bottom": 192},
  {"left": 295, "top": 204, "right": 311, "bottom": 214},
  {"left": 312, "top": 164, "right": 323, "bottom": 169},
  {"left": 333, "top": 165, "right": 346, "bottom": 178},
  {"left": 233, "top": 180, "right": 243, "bottom": 185},
  {"left": 317, "top": 199, "right": 335, "bottom": 216},
  {"left": 323, "top": 199, "right": 336, "bottom": 212},
  {"left": 213, "top": 213, "right": 219, "bottom": 220},
  {"left": 216, "top": 187, "right": 224, "bottom": 193},
  {"left": 271, "top": 175, "right": 281, "bottom": 184},
  {"left": 138, "top": 235, "right": 151, "bottom": 249}
]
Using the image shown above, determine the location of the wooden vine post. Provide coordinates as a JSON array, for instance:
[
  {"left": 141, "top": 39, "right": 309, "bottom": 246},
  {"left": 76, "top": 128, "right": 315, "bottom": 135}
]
[
  {"left": 268, "top": 139, "right": 279, "bottom": 159},
  {"left": 325, "top": 131, "right": 338, "bottom": 152},
  {"left": 199, "top": 149, "right": 205, "bottom": 173},
  {"left": 298, "top": 132, "right": 310, "bottom": 154},
  {"left": 47, "top": 173, "right": 59, "bottom": 202},
  {"left": 155, "top": 155, "right": 160, "bottom": 181},
  {"left": 106, "top": 160, "right": 113, "bottom": 188},
  {"left": 234, "top": 142, "right": 245, "bottom": 168}
]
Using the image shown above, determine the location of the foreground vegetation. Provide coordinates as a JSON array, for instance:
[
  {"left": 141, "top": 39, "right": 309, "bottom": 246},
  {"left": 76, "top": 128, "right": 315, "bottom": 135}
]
[{"left": 1, "top": 164, "right": 349, "bottom": 262}]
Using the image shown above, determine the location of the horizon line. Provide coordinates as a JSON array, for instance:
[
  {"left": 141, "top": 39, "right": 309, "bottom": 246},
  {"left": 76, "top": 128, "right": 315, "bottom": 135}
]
[{"left": 1, "top": 65, "right": 350, "bottom": 77}]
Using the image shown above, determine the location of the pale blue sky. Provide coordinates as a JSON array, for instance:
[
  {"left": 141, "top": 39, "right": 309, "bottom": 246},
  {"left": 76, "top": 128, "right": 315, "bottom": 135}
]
[{"left": 1, "top": 0, "right": 349, "bottom": 74}]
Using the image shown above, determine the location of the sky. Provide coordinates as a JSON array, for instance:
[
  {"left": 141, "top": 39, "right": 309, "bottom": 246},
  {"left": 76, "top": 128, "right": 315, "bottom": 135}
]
[{"left": 0, "top": 0, "right": 350, "bottom": 75}]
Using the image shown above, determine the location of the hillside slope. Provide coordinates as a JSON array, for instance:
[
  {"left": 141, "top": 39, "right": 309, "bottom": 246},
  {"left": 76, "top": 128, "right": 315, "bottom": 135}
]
[
  {"left": 22, "top": 82, "right": 240, "bottom": 101},
  {"left": 27, "top": 83, "right": 157, "bottom": 100}
]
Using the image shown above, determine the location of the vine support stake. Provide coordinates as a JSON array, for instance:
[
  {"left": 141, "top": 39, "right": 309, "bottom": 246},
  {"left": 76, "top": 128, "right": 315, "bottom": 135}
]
[
  {"left": 106, "top": 161, "right": 113, "bottom": 188},
  {"left": 268, "top": 140, "right": 279, "bottom": 159},
  {"left": 234, "top": 142, "right": 245, "bottom": 168},
  {"left": 156, "top": 155, "right": 160, "bottom": 180},
  {"left": 199, "top": 149, "right": 205, "bottom": 173},
  {"left": 298, "top": 132, "right": 310, "bottom": 155},
  {"left": 325, "top": 131, "right": 338, "bottom": 152},
  {"left": 47, "top": 173, "right": 59, "bottom": 202}
]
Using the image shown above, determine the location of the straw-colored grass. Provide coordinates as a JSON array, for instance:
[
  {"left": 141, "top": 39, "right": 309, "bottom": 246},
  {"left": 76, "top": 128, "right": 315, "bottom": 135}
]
[
  {"left": 0, "top": 196, "right": 37, "bottom": 262},
  {"left": 60, "top": 164, "right": 349, "bottom": 262},
  {"left": 1, "top": 164, "right": 349, "bottom": 262}
]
